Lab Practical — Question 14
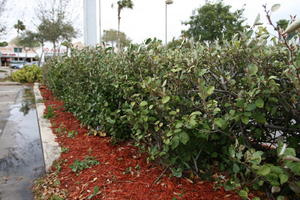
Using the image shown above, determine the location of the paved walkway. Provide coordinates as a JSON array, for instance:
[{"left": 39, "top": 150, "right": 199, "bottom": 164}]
[{"left": 0, "top": 82, "right": 45, "bottom": 200}]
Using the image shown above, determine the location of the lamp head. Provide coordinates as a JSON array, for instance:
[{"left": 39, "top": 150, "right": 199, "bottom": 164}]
[{"left": 165, "top": 0, "right": 173, "bottom": 5}]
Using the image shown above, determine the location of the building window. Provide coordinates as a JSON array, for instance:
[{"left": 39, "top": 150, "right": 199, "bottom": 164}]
[{"left": 14, "top": 48, "right": 22, "bottom": 53}]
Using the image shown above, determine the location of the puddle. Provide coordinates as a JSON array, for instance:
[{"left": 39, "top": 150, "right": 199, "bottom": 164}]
[
  {"left": 19, "top": 88, "right": 36, "bottom": 116},
  {"left": 0, "top": 86, "right": 45, "bottom": 200}
]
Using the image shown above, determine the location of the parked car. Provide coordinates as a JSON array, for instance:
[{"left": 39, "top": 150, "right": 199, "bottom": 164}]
[
  {"left": 24, "top": 61, "right": 41, "bottom": 67},
  {"left": 10, "top": 61, "right": 26, "bottom": 69}
]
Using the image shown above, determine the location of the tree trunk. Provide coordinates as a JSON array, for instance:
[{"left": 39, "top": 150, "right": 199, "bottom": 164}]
[
  {"left": 38, "top": 43, "right": 44, "bottom": 66},
  {"left": 53, "top": 42, "right": 56, "bottom": 56},
  {"left": 117, "top": 8, "right": 121, "bottom": 51}
]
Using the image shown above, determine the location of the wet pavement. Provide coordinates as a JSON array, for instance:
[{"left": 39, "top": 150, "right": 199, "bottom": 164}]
[{"left": 0, "top": 84, "right": 45, "bottom": 200}]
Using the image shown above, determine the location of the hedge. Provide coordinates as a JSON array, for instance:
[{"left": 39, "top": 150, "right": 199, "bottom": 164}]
[{"left": 44, "top": 32, "right": 300, "bottom": 199}]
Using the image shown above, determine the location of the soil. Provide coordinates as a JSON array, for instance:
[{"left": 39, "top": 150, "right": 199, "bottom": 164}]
[{"left": 38, "top": 86, "right": 244, "bottom": 200}]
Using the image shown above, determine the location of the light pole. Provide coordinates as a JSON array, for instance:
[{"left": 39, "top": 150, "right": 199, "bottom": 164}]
[
  {"left": 165, "top": 0, "right": 173, "bottom": 45},
  {"left": 99, "top": 0, "right": 102, "bottom": 45}
]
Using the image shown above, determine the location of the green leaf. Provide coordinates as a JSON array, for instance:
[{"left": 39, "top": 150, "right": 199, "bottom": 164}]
[
  {"left": 253, "top": 14, "right": 261, "bottom": 26},
  {"left": 249, "top": 151, "right": 264, "bottom": 165},
  {"left": 286, "top": 162, "right": 300, "bottom": 175},
  {"left": 224, "top": 180, "right": 241, "bottom": 191},
  {"left": 145, "top": 38, "right": 152, "bottom": 45},
  {"left": 171, "top": 135, "right": 180, "bottom": 149},
  {"left": 279, "top": 173, "right": 289, "bottom": 185},
  {"left": 171, "top": 168, "right": 183, "bottom": 177},
  {"left": 162, "top": 96, "right": 171, "bottom": 104},
  {"left": 207, "top": 86, "right": 215, "bottom": 96},
  {"left": 140, "top": 101, "right": 148, "bottom": 107},
  {"left": 253, "top": 113, "right": 266, "bottom": 124},
  {"left": 246, "top": 103, "right": 256, "bottom": 111},
  {"left": 236, "top": 99, "right": 245, "bottom": 107},
  {"left": 257, "top": 165, "right": 271, "bottom": 176},
  {"left": 271, "top": 4, "right": 281, "bottom": 12},
  {"left": 238, "top": 189, "right": 248, "bottom": 199},
  {"left": 233, "top": 163, "right": 240, "bottom": 173},
  {"left": 169, "top": 111, "right": 177, "bottom": 115},
  {"left": 248, "top": 64, "right": 258, "bottom": 76},
  {"left": 214, "top": 118, "right": 227, "bottom": 129},
  {"left": 241, "top": 116, "right": 249, "bottom": 125},
  {"left": 180, "top": 132, "right": 190, "bottom": 145},
  {"left": 175, "top": 122, "right": 183, "bottom": 129},
  {"left": 283, "top": 148, "right": 296, "bottom": 157},
  {"left": 228, "top": 146, "right": 236, "bottom": 158},
  {"left": 190, "top": 111, "right": 202, "bottom": 116},
  {"left": 255, "top": 98, "right": 264, "bottom": 108},
  {"left": 87, "top": 186, "right": 100, "bottom": 199},
  {"left": 276, "top": 196, "right": 285, "bottom": 200}
]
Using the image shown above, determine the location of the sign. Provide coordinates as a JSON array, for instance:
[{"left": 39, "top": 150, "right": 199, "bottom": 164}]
[{"left": 1, "top": 53, "right": 16, "bottom": 57}]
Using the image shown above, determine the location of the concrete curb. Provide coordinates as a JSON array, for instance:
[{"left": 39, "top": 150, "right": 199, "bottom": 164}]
[
  {"left": 34, "top": 83, "right": 61, "bottom": 172},
  {"left": 0, "top": 82, "right": 21, "bottom": 86}
]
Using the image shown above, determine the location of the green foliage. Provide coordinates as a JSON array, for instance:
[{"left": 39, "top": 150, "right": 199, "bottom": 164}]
[
  {"left": 0, "top": 41, "right": 7, "bottom": 46},
  {"left": 87, "top": 186, "right": 100, "bottom": 199},
  {"left": 230, "top": 142, "right": 300, "bottom": 199},
  {"left": 61, "top": 147, "right": 69, "bottom": 153},
  {"left": 117, "top": 0, "right": 134, "bottom": 49},
  {"left": 14, "top": 19, "right": 26, "bottom": 35},
  {"left": 182, "top": 1, "right": 245, "bottom": 42},
  {"left": 44, "top": 19, "right": 300, "bottom": 198},
  {"left": 11, "top": 65, "right": 42, "bottom": 83},
  {"left": 16, "top": 30, "right": 40, "bottom": 49},
  {"left": 36, "top": 2, "right": 77, "bottom": 51},
  {"left": 276, "top": 19, "right": 289, "bottom": 30},
  {"left": 67, "top": 130, "right": 78, "bottom": 138},
  {"left": 44, "top": 105, "right": 55, "bottom": 119},
  {"left": 102, "top": 29, "right": 131, "bottom": 49},
  {"left": 70, "top": 157, "right": 99, "bottom": 173},
  {"left": 50, "top": 195, "right": 64, "bottom": 200}
]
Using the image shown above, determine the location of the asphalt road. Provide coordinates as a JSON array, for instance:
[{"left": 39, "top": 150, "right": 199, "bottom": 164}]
[{"left": 0, "top": 81, "right": 45, "bottom": 200}]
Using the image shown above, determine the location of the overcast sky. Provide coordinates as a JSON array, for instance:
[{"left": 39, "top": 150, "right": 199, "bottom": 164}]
[{"left": 1, "top": 0, "right": 300, "bottom": 44}]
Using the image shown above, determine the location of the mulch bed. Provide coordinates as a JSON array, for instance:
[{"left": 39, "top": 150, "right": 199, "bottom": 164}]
[{"left": 39, "top": 86, "right": 243, "bottom": 200}]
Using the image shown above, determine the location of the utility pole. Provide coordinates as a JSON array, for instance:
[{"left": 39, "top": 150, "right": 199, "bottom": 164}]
[
  {"left": 99, "top": 0, "right": 102, "bottom": 44},
  {"left": 165, "top": 0, "right": 173, "bottom": 45},
  {"left": 83, "top": 0, "right": 97, "bottom": 46}
]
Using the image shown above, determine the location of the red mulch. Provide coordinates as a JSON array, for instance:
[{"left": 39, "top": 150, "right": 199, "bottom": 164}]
[{"left": 39, "top": 86, "right": 243, "bottom": 200}]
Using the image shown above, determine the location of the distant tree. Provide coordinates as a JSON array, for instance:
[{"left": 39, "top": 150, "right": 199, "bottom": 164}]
[
  {"left": 277, "top": 19, "right": 289, "bottom": 31},
  {"left": 0, "top": 0, "right": 7, "bottom": 34},
  {"left": 102, "top": 29, "right": 131, "bottom": 49},
  {"left": 16, "top": 31, "right": 40, "bottom": 54},
  {"left": 0, "top": 41, "right": 7, "bottom": 47},
  {"left": 117, "top": 0, "right": 133, "bottom": 49},
  {"left": 14, "top": 20, "right": 26, "bottom": 37},
  {"left": 182, "top": 1, "right": 245, "bottom": 42},
  {"left": 36, "top": 0, "right": 76, "bottom": 55}
]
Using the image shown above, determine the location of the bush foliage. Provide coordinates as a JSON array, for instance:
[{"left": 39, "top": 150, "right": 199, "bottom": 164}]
[
  {"left": 44, "top": 27, "right": 300, "bottom": 198},
  {"left": 11, "top": 64, "right": 42, "bottom": 83}
]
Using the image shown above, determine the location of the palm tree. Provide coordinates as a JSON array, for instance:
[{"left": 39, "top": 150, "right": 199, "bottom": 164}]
[
  {"left": 13, "top": 20, "right": 26, "bottom": 61},
  {"left": 117, "top": 0, "right": 133, "bottom": 50},
  {"left": 14, "top": 20, "right": 26, "bottom": 37}
]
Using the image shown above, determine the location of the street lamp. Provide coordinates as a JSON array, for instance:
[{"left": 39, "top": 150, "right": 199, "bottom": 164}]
[{"left": 165, "top": 0, "right": 173, "bottom": 45}]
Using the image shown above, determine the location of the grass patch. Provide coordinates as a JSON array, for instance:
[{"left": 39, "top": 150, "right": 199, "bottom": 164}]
[
  {"left": 70, "top": 156, "right": 99, "bottom": 173},
  {"left": 44, "top": 105, "right": 55, "bottom": 119}
]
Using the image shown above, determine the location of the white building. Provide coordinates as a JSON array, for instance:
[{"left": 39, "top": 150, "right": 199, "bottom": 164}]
[{"left": 0, "top": 46, "right": 38, "bottom": 66}]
